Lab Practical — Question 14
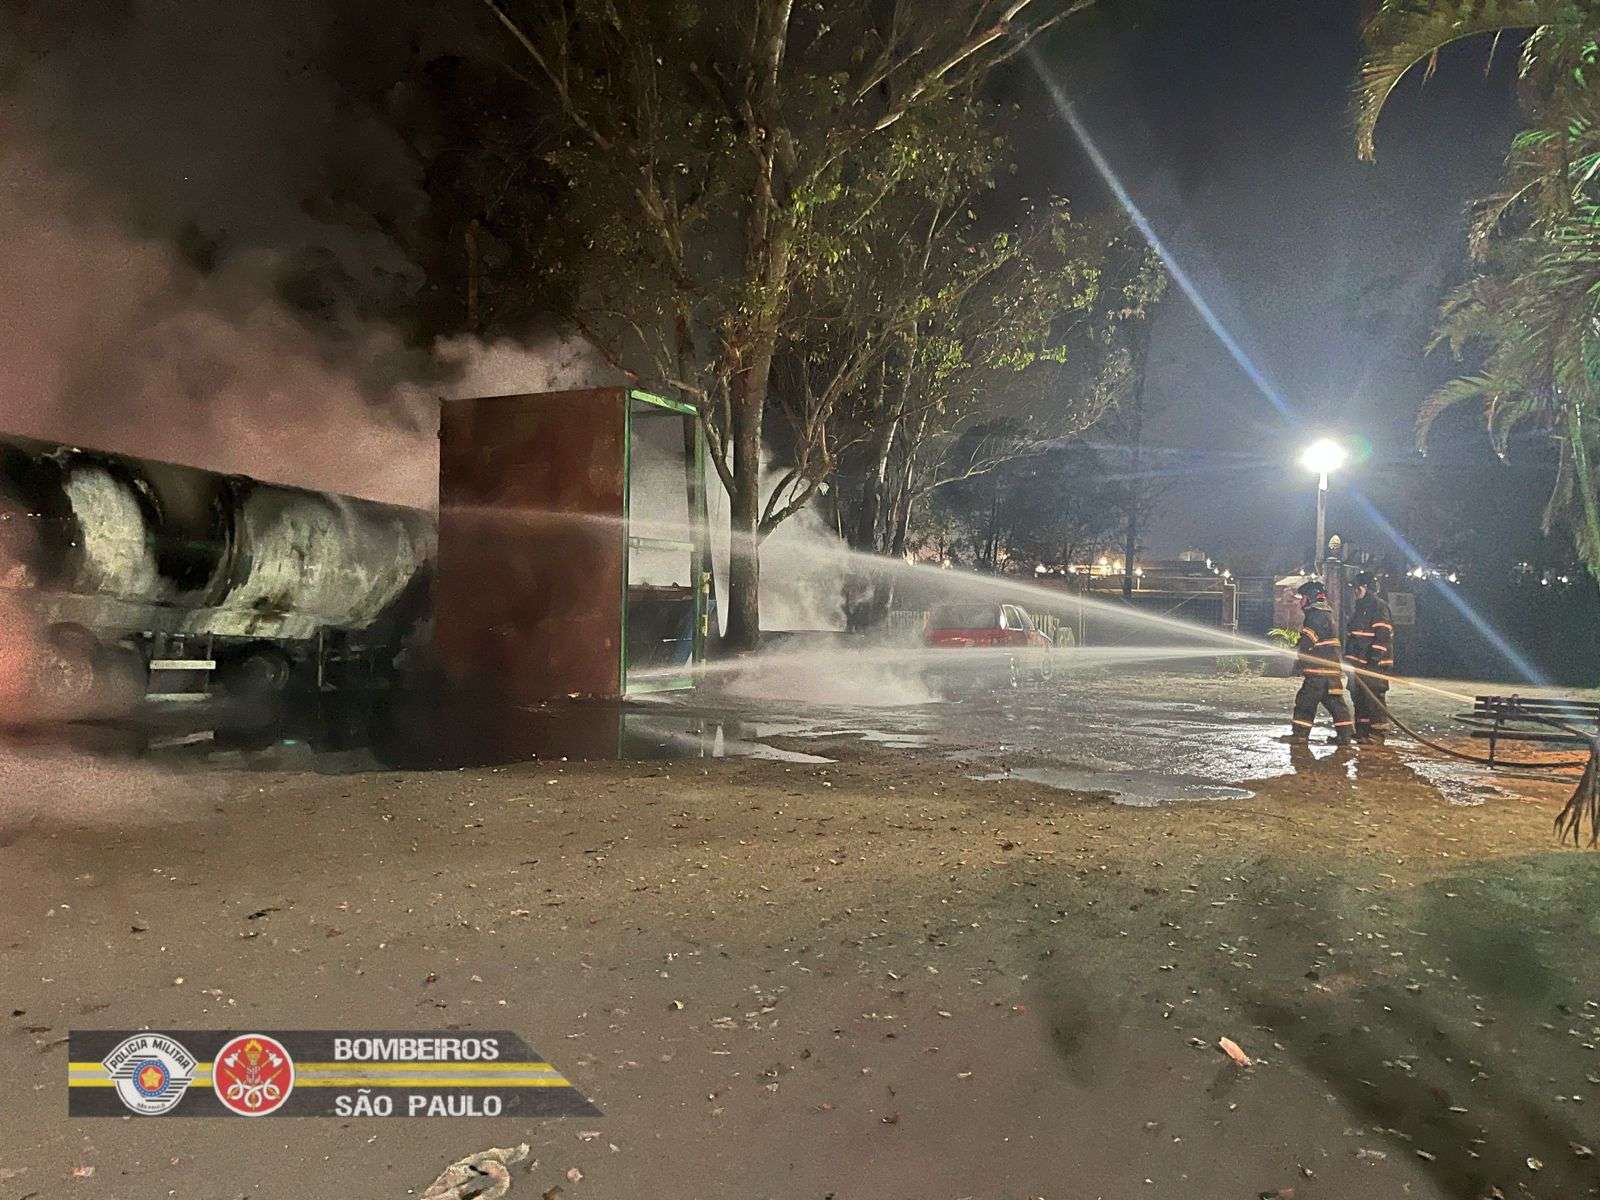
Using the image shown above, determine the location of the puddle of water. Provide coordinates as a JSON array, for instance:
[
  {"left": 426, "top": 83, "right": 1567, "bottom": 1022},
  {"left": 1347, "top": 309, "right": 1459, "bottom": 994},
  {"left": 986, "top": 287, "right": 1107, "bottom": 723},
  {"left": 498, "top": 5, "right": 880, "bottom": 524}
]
[
  {"left": 4, "top": 698, "right": 836, "bottom": 773},
  {"left": 970, "top": 765, "right": 1253, "bottom": 807},
  {"left": 735, "top": 718, "right": 935, "bottom": 751},
  {"left": 1399, "top": 751, "right": 1520, "bottom": 807}
]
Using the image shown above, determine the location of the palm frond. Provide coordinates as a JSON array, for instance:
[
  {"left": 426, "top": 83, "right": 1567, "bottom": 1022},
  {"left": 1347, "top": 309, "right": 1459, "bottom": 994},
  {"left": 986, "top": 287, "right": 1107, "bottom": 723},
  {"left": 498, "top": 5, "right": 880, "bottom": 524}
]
[
  {"left": 1357, "top": 0, "right": 1572, "bottom": 160},
  {"left": 1486, "top": 389, "right": 1550, "bottom": 451},
  {"left": 1416, "top": 373, "right": 1502, "bottom": 447}
]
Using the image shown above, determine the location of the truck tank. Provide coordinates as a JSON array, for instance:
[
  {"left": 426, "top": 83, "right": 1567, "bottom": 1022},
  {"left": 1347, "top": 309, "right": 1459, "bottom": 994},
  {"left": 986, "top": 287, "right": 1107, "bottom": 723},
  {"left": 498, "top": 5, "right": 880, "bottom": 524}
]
[{"left": 0, "top": 433, "right": 434, "bottom": 694}]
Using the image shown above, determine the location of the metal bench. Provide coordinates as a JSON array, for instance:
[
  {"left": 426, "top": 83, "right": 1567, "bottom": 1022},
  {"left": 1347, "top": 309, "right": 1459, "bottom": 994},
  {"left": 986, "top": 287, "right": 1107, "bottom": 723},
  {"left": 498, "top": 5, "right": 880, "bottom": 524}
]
[{"left": 1453, "top": 695, "right": 1600, "bottom": 766}]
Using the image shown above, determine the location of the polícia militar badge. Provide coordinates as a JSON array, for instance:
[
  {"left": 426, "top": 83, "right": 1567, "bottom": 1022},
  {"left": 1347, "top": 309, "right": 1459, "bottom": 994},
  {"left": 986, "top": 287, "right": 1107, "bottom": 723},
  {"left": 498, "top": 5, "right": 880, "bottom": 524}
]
[{"left": 100, "top": 1033, "right": 197, "bottom": 1115}]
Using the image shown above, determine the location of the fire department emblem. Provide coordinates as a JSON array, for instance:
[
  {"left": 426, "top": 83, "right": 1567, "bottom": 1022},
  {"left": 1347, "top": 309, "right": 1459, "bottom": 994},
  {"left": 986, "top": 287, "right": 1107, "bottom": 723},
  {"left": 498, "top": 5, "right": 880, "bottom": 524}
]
[
  {"left": 101, "top": 1033, "right": 196, "bottom": 1115},
  {"left": 212, "top": 1033, "right": 295, "bottom": 1116}
]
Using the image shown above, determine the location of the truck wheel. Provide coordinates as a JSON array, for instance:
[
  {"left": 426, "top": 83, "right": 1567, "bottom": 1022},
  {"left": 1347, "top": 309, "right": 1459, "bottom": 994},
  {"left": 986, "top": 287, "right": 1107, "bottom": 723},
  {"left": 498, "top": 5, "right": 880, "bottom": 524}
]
[
  {"left": 94, "top": 643, "right": 149, "bottom": 708},
  {"left": 218, "top": 648, "right": 294, "bottom": 697},
  {"left": 47, "top": 623, "right": 99, "bottom": 660}
]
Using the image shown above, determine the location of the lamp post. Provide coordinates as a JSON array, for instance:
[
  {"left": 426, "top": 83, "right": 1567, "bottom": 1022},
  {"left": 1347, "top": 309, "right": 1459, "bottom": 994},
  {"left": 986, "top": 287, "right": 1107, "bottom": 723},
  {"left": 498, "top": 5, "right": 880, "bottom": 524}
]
[{"left": 1299, "top": 438, "right": 1347, "bottom": 572}]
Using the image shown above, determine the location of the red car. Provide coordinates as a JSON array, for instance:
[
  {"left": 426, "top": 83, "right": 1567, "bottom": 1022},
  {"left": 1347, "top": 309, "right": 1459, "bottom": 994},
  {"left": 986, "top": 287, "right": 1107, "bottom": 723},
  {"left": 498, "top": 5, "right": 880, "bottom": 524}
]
[{"left": 923, "top": 602, "right": 1057, "bottom": 680}]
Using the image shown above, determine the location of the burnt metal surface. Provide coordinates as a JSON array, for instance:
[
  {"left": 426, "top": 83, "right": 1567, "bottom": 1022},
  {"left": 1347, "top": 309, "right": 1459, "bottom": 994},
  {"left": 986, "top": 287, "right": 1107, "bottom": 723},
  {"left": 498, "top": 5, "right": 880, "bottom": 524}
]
[
  {"left": 0, "top": 433, "right": 433, "bottom": 642},
  {"left": 436, "top": 389, "right": 627, "bottom": 701}
]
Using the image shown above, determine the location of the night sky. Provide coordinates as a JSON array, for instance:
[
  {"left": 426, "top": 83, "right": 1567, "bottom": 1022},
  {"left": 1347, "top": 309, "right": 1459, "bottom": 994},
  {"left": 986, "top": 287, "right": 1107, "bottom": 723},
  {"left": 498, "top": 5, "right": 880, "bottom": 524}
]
[
  {"left": 1035, "top": 0, "right": 1535, "bottom": 571},
  {"left": 0, "top": 1, "right": 1560, "bottom": 577}
]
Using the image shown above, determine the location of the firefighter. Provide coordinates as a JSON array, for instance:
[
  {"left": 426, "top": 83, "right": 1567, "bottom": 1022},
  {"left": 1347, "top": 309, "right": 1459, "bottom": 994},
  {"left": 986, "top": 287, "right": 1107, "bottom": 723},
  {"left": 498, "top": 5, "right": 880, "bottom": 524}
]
[
  {"left": 1345, "top": 570, "right": 1395, "bottom": 742},
  {"left": 1290, "top": 578, "right": 1355, "bottom": 746}
]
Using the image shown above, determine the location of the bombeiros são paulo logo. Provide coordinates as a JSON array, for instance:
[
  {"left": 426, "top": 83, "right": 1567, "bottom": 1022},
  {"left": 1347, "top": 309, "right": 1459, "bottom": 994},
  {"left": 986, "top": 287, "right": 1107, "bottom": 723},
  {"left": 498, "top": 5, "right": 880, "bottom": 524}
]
[
  {"left": 101, "top": 1033, "right": 197, "bottom": 1115},
  {"left": 212, "top": 1033, "right": 295, "bottom": 1116},
  {"left": 70, "top": 1029, "right": 600, "bottom": 1117}
]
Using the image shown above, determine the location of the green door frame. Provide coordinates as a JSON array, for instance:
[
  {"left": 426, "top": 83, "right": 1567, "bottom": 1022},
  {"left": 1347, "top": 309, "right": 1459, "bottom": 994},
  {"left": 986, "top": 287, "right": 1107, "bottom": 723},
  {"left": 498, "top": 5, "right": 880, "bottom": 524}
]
[{"left": 622, "top": 389, "right": 709, "bottom": 695}]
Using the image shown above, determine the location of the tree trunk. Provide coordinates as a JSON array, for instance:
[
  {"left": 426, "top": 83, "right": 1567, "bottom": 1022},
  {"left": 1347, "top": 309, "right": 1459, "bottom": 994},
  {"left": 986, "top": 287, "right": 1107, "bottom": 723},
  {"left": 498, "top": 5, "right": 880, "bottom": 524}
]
[
  {"left": 887, "top": 466, "right": 914, "bottom": 559},
  {"left": 853, "top": 414, "right": 898, "bottom": 550},
  {"left": 983, "top": 484, "right": 1001, "bottom": 572},
  {"left": 887, "top": 411, "right": 925, "bottom": 561},
  {"left": 720, "top": 179, "right": 793, "bottom": 651},
  {"left": 465, "top": 218, "right": 481, "bottom": 332},
  {"left": 723, "top": 357, "right": 768, "bottom": 653},
  {"left": 1121, "top": 332, "right": 1151, "bottom": 601},
  {"left": 845, "top": 414, "right": 901, "bottom": 632}
]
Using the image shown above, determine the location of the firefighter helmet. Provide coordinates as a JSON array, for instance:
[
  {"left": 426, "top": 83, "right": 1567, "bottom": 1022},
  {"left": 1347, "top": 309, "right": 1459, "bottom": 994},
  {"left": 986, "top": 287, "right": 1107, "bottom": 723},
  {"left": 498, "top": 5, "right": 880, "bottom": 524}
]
[
  {"left": 1296, "top": 578, "right": 1327, "bottom": 600},
  {"left": 1352, "top": 570, "right": 1376, "bottom": 590}
]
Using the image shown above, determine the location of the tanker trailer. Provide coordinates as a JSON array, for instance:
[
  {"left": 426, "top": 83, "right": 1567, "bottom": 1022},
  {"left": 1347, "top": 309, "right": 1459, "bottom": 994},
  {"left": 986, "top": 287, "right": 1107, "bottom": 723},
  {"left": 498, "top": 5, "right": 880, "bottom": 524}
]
[{"left": 0, "top": 433, "right": 433, "bottom": 705}]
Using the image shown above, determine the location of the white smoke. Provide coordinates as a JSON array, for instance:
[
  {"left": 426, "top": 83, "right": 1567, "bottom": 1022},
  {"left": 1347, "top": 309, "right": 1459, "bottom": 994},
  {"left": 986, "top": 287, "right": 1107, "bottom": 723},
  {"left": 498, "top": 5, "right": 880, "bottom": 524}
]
[
  {"left": 754, "top": 469, "right": 862, "bottom": 632},
  {"left": 703, "top": 471, "right": 937, "bottom": 706},
  {"left": 436, "top": 335, "right": 622, "bottom": 400}
]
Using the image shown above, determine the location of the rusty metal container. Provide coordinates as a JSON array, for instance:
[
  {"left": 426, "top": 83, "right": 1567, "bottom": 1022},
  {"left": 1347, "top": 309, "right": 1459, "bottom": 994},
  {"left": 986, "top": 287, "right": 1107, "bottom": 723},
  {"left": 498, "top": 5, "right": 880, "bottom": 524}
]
[{"left": 436, "top": 388, "right": 707, "bottom": 703}]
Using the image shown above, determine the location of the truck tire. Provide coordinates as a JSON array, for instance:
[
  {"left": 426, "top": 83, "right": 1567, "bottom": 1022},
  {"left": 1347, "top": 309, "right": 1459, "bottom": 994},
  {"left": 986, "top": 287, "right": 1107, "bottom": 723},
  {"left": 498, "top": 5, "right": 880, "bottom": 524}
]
[{"left": 218, "top": 648, "right": 294, "bottom": 698}]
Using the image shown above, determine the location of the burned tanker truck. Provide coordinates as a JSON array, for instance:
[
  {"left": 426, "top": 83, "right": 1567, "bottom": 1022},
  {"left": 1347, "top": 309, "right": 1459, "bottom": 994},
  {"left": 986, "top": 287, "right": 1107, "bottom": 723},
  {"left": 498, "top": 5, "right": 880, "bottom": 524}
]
[
  {"left": 0, "top": 389, "right": 715, "bottom": 713},
  {"left": 0, "top": 433, "right": 434, "bottom": 705}
]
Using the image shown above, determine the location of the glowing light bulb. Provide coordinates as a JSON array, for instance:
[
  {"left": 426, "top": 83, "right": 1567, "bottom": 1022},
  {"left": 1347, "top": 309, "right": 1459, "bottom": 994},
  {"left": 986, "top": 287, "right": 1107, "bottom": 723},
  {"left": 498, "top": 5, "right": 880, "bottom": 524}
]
[{"left": 1299, "top": 438, "right": 1347, "bottom": 475}]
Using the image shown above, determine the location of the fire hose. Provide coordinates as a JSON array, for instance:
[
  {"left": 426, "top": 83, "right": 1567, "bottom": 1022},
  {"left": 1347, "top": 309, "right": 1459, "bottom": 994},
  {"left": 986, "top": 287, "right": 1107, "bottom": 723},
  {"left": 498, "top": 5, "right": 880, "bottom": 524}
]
[{"left": 1349, "top": 671, "right": 1600, "bottom": 846}]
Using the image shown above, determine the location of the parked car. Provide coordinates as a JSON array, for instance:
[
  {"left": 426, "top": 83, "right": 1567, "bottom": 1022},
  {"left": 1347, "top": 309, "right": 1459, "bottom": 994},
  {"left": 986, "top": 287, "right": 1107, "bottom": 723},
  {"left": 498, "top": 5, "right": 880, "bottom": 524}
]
[{"left": 923, "top": 602, "right": 1056, "bottom": 681}]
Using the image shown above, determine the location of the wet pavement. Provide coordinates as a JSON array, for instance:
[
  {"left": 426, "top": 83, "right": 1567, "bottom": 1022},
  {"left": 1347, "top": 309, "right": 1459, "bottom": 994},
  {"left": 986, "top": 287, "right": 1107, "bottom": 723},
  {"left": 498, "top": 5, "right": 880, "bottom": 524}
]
[
  {"left": 672, "top": 658, "right": 1569, "bottom": 811},
  {"left": 0, "top": 657, "right": 1574, "bottom": 814}
]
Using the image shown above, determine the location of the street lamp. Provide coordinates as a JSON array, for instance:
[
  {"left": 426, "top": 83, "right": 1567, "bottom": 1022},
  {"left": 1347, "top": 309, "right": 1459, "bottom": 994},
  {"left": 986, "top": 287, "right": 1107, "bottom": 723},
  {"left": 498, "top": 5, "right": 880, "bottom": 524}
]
[{"left": 1299, "top": 438, "right": 1347, "bottom": 570}]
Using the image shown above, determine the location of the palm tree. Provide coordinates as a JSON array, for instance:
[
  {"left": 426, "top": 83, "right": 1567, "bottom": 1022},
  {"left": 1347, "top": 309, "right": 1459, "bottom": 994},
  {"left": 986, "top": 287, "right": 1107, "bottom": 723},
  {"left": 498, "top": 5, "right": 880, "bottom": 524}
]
[{"left": 1358, "top": 1, "right": 1600, "bottom": 578}]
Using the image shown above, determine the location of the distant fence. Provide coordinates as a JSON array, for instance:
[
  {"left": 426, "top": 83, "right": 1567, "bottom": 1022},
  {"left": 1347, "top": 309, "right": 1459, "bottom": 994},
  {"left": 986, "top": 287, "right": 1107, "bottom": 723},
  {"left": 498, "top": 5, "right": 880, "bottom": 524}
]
[
  {"left": 885, "top": 610, "right": 925, "bottom": 644},
  {"left": 1235, "top": 577, "right": 1277, "bottom": 638},
  {"left": 1065, "top": 590, "right": 1230, "bottom": 646}
]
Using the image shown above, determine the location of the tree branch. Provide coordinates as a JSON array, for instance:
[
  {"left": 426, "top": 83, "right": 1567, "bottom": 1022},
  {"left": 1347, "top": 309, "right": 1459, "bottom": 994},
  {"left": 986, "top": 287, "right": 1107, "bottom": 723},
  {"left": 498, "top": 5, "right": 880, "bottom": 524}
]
[{"left": 479, "top": 0, "right": 614, "bottom": 151}]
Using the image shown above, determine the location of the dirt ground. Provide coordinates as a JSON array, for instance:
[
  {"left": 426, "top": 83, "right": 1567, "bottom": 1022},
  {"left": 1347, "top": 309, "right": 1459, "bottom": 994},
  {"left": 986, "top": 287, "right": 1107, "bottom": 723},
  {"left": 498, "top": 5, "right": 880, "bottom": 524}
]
[{"left": 3, "top": 668, "right": 1599, "bottom": 1200}]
